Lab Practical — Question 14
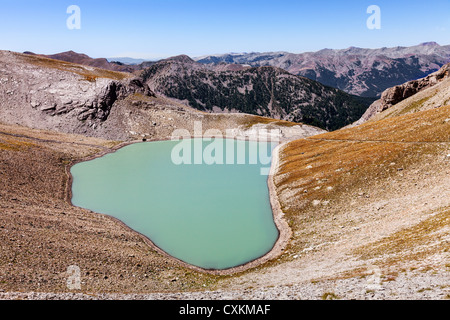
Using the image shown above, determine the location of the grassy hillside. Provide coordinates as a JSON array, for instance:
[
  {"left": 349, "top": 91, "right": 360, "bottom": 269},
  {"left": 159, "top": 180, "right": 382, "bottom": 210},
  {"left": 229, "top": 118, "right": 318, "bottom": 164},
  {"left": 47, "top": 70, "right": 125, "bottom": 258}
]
[
  {"left": 262, "top": 105, "right": 449, "bottom": 285},
  {"left": 371, "top": 75, "right": 450, "bottom": 122},
  {"left": 18, "top": 52, "right": 131, "bottom": 81}
]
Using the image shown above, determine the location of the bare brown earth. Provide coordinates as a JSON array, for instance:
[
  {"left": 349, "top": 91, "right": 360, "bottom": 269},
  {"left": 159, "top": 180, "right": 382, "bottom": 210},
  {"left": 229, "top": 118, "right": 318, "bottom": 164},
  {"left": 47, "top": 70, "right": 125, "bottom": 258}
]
[{"left": 0, "top": 124, "right": 216, "bottom": 293}]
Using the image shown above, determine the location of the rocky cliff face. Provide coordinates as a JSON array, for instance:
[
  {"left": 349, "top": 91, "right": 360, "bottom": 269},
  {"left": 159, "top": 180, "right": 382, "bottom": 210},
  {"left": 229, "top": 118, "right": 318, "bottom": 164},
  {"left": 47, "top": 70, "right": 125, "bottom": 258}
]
[
  {"left": 377, "top": 63, "right": 449, "bottom": 110},
  {"left": 354, "top": 63, "right": 450, "bottom": 124},
  {"left": 0, "top": 50, "right": 153, "bottom": 134}
]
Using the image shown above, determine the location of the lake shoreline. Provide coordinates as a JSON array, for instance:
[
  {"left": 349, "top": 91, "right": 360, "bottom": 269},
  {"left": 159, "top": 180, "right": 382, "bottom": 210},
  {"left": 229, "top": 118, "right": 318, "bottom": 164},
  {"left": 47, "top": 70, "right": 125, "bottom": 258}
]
[{"left": 65, "top": 133, "right": 292, "bottom": 275}]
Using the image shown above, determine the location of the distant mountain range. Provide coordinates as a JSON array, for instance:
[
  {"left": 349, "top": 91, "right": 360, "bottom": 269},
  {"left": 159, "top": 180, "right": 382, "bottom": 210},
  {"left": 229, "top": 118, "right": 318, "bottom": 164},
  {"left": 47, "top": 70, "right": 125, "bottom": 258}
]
[
  {"left": 25, "top": 42, "right": 450, "bottom": 99},
  {"left": 23, "top": 51, "right": 157, "bottom": 73},
  {"left": 19, "top": 42, "right": 450, "bottom": 130},
  {"left": 195, "top": 42, "right": 450, "bottom": 97}
]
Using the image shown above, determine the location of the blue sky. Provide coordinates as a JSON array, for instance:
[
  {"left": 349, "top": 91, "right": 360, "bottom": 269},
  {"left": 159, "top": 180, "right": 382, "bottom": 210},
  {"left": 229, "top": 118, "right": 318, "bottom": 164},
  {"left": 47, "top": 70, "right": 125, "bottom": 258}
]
[{"left": 0, "top": 0, "right": 449, "bottom": 60}]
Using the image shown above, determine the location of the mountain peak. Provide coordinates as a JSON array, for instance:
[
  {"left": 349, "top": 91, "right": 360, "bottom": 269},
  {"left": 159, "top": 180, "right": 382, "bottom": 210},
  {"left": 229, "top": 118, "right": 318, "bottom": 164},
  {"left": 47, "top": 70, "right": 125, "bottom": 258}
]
[
  {"left": 164, "top": 55, "right": 195, "bottom": 64},
  {"left": 419, "top": 41, "right": 440, "bottom": 47}
]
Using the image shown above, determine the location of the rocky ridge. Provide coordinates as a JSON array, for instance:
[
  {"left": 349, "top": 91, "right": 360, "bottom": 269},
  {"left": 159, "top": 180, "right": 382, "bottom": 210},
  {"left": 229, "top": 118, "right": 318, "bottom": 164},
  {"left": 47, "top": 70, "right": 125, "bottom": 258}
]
[
  {"left": 23, "top": 51, "right": 138, "bottom": 73},
  {"left": 355, "top": 63, "right": 450, "bottom": 124},
  {"left": 196, "top": 42, "right": 450, "bottom": 97},
  {"left": 0, "top": 50, "right": 325, "bottom": 141},
  {"left": 21, "top": 50, "right": 374, "bottom": 131},
  {"left": 1, "top": 267, "right": 448, "bottom": 300},
  {"left": 0, "top": 51, "right": 154, "bottom": 135}
]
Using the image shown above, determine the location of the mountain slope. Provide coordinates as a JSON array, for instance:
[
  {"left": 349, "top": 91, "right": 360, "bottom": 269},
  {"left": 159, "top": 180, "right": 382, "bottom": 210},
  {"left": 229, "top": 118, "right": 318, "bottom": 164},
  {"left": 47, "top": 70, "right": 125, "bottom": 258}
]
[
  {"left": 196, "top": 42, "right": 450, "bottom": 97},
  {"left": 0, "top": 50, "right": 324, "bottom": 141},
  {"left": 140, "top": 57, "right": 374, "bottom": 131},
  {"left": 220, "top": 74, "right": 450, "bottom": 295},
  {"left": 24, "top": 51, "right": 137, "bottom": 73},
  {"left": 223, "top": 104, "right": 449, "bottom": 298},
  {"left": 0, "top": 50, "right": 154, "bottom": 138},
  {"left": 356, "top": 63, "right": 450, "bottom": 124}
]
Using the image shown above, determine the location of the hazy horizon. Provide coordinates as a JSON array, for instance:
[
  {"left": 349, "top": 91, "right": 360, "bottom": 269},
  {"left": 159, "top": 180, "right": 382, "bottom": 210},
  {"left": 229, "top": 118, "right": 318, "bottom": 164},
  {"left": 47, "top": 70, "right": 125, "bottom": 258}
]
[
  {"left": 16, "top": 40, "right": 449, "bottom": 63},
  {"left": 1, "top": 0, "right": 450, "bottom": 60}
]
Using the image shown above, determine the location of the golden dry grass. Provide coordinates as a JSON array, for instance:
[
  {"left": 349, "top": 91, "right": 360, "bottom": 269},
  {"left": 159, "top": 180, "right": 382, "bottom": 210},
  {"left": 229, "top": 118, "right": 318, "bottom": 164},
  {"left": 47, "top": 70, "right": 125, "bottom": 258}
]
[
  {"left": 271, "top": 104, "right": 450, "bottom": 273},
  {"left": 0, "top": 136, "right": 37, "bottom": 151},
  {"left": 311, "top": 105, "right": 450, "bottom": 143},
  {"left": 278, "top": 105, "right": 450, "bottom": 212},
  {"left": 18, "top": 53, "right": 130, "bottom": 81},
  {"left": 354, "top": 207, "right": 450, "bottom": 261}
]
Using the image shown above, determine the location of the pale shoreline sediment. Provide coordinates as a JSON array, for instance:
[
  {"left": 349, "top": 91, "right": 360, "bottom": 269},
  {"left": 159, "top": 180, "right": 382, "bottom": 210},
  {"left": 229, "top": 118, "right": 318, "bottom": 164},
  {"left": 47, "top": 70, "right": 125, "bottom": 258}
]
[{"left": 65, "top": 134, "right": 292, "bottom": 275}]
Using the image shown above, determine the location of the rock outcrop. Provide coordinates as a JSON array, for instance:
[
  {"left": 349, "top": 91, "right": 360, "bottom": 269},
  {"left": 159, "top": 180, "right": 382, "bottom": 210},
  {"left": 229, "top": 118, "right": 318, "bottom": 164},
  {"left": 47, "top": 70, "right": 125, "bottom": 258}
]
[
  {"left": 378, "top": 63, "right": 449, "bottom": 110},
  {"left": 354, "top": 63, "right": 450, "bottom": 124}
]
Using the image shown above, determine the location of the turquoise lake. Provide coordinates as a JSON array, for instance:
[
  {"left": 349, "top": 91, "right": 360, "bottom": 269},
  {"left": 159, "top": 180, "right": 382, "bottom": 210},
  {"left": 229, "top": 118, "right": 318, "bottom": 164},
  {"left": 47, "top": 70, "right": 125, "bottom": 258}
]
[{"left": 70, "top": 138, "right": 279, "bottom": 270}]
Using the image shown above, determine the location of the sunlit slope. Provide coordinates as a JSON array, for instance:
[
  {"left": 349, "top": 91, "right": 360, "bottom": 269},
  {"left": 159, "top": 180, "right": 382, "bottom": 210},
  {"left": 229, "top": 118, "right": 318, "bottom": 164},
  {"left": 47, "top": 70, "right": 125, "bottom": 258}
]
[
  {"left": 271, "top": 105, "right": 449, "bottom": 280},
  {"left": 371, "top": 77, "right": 450, "bottom": 122}
]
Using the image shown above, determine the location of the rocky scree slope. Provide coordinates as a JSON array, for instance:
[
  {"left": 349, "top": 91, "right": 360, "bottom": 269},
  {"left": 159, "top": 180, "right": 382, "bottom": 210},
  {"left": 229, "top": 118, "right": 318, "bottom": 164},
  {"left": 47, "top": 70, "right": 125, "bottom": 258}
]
[{"left": 0, "top": 51, "right": 155, "bottom": 138}]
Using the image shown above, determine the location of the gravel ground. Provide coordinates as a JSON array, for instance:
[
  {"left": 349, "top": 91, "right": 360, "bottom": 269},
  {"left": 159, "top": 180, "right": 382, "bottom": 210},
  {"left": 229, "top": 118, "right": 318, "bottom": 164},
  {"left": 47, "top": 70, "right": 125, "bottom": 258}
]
[
  {"left": 0, "top": 106, "right": 448, "bottom": 301},
  {"left": 0, "top": 268, "right": 448, "bottom": 300}
]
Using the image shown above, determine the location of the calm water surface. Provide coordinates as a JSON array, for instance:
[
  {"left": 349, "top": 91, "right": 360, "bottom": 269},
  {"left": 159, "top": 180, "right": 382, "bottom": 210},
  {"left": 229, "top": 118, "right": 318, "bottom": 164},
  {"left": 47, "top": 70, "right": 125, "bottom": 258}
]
[{"left": 71, "top": 139, "right": 279, "bottom": 270}]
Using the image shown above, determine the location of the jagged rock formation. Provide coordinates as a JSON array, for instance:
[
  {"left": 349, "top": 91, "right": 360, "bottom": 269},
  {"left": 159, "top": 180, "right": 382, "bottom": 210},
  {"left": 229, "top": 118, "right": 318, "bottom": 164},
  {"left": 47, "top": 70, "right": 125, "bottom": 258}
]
[
  {"left": 354, "top": 63, "right": 450, "bottom": 124},
  {"left": 378, "top": 63, "right": 449, "bottom": 109},
  {"left": 140, "top": 56, "right": 374, "bottom": 131},
  {"left": 0, "top": 50, "right": 154, "bottom": 135},
  {"left": 196, "top": 42, "right": 450, "bottom": 97}
]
